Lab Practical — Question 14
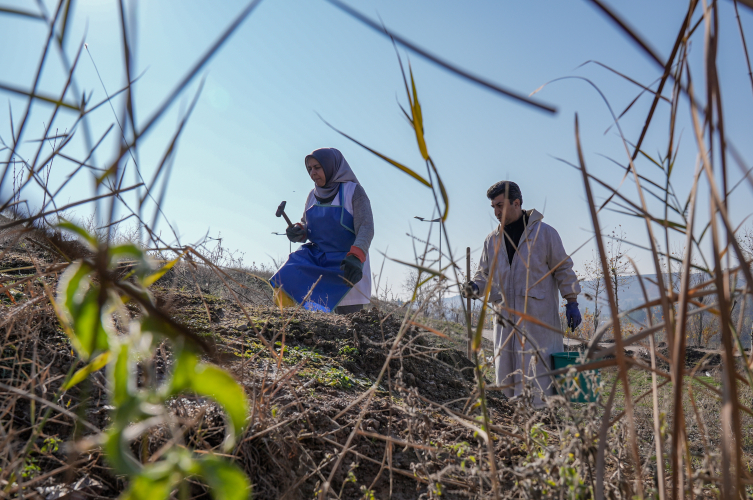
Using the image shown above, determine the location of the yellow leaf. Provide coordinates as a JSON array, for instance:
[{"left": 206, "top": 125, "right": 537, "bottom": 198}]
[
  {"left": 96, "top": 163, "right": 118, "bottom": 187},
  {"left": 319, "top": 114, "right": 431, "bottom": 187},
  {"left": 428, "top": 159, "right": 449, "bottom": 221},
  {"left": 408, "top": 320, "right": 449, "bottom": 339},
  {"left": 143, "top": 252, "right": 184, "bottom": 287},
  {"left": 409, "top": 66, "right": 429, "bottom": 161},
  {"left": 63, "top": 351, "right": 111, "bottom": 390}
]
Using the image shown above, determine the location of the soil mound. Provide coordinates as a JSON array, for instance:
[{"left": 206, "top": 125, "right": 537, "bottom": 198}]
[{"left": 639, "top": 346, "right": 722, "bottom": 371}]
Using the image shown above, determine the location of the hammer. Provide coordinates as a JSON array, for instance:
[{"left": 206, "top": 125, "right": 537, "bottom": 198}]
[{"left": 276, "top": 201, "right": 293, "bottom": 227}]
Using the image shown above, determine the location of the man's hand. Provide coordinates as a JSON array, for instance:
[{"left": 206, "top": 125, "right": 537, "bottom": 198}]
[
  {"left": 565, "top": 301, "right": 582, "bottom": 330},
  {"left": 460, "top": 281, "right": 479, "bottom": 299},
  {"left": 286, "top": 223, "right": 306, "bottom": 242},
  {"left": 340, "top": 255, "right": 363, "bottom": 286}
]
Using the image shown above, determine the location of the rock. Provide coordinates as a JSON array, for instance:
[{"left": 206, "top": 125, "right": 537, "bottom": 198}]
[
  {"left": 364, "top": 418, "right": 381, "bottom": 432},
  {"left": 210, "top": 308, "right": 224, "bottom": 322},
  {"left": 450, "top": 352, "right": 460, "bottom": 365}
]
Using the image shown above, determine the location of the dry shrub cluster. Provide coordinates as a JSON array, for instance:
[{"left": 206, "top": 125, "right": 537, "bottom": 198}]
[{"left": 1, "top": 227, "right": 637, "bottom": 498}]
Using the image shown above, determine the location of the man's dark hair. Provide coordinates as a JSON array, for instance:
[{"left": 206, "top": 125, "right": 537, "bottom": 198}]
[{"left": 487, "top": 181, "right": 522, "bottom": 204}]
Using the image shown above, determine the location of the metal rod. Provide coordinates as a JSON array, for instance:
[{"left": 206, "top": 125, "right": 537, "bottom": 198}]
[{"left": 466, "top": 246, "right": 472, "bottom": 359}]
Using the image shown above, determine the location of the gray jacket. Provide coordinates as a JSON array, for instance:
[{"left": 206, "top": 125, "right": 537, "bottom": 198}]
[
  {"left": 472, "top": 209, "right": 580, "bottom": 321},
  {"left": 473, "top": 209, "right": 580, "bottom": 398},
  {"left": 298, "top": 184, "right": 374, "bottom": 255}
]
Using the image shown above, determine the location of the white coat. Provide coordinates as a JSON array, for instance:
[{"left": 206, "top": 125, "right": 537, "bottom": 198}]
[{"left": 472, "top": 209, "right": 580, "bottom": 404}]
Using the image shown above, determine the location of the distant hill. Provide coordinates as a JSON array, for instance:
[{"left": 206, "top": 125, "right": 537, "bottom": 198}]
[
  {"left": 444, "top": 272, "right": 750, "bottom": 317},
  {"left": 442, "top": 273, "right": 752, "bottom": 345},
  {"left": 441, "top": 274, "right": 660, "bottom": 313}
]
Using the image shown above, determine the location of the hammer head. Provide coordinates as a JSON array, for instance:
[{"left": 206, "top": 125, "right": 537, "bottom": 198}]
[{"left": 275, "top": 201, "right": 287, "bottom": 217}]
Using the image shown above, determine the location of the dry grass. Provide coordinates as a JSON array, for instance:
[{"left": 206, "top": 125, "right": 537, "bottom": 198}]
[{"left": 1, "top": 0, "right": 753, "bottom": 499}]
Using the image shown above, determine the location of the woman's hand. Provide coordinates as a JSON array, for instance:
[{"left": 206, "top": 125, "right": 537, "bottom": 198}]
[
  {"left": 340, "top": 255, "right": 363, "bottom": 286},
  {"left": 286, "top": 223, "right": 306, "bottom": 242}
]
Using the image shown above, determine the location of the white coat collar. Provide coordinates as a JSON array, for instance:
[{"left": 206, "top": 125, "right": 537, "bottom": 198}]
[{"left": 493, "top": 208, "right": 543, "bottom": 236}]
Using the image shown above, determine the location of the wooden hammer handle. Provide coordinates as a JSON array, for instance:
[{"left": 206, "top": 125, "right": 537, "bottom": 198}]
[{"left": 281, "top": 212, "right": 293, "bottom": 227}]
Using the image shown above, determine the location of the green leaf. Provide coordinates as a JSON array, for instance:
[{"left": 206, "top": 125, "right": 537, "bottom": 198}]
[
  {"left": 109, "top": 243, "right": 146, "bottom": 263},
  {"left": 120, "top": 457, "right": 183, "bottom": 500},
  {"left": 59, "top": 260, "right": 92, "bottom": 316},
  {"left": 104, "top": 428, "right": 141, "bottom": 477},
  {"left": 57, "top": 261, "right": 109, "bottom": 359},
  {"left": 168, "top": 350, "right": 249, "bottom": 450},
  {"left": 111, "top": 343, "right": 132, "bottom": 407},
  {"left": 120, "top": 473, "right": 175, "bottom": 500},
  {"left": 56, "top": 261, "right": 93, "bottom": 350},
  {"left": 70, "top": 287, "right": 110, "bottom": 358},
  {"left": 63, "top": 350, "right": 111, "bottom": 390},
  {"left": 198, "top": 454, "right": 251, "bottom": 500},
  {"left": 169, "top": 349, "right": 199, "bottom": 391},
  {"left": 57, "top": 221, "right": 98, "bottom": 250},
  {"left": 109, "top": 243, "right": 152, "bottom": 279}
]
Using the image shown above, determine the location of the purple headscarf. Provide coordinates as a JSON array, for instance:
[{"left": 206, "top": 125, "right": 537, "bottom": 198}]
[{"left": 306, "top": 148, "right": 359, "bottom": 198}]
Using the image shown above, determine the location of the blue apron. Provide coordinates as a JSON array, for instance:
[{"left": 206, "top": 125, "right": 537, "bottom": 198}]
[{"left": 270, "top": 184, "right": 355, "bottom": 312}]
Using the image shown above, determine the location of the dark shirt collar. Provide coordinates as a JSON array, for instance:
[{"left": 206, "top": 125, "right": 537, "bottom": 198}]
[{"left": 504, "top": 212, "right": 527, "bottom": 232}]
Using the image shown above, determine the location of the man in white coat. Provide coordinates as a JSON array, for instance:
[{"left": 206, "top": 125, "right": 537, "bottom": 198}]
[{"left": 462, "top": 181, "right": 581, "bottom": 405}]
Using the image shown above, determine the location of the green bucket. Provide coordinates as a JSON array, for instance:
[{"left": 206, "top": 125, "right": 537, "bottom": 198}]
[{"left": 551, "top": 352, "right": 601, "bottom": 403}]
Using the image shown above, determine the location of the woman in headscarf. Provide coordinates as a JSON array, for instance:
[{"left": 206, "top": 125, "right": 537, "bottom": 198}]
[{"left": 270, "top": 148, "right": 374, "bottom": 314}]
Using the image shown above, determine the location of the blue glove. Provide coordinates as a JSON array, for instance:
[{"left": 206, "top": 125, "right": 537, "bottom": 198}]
[{"left": 565, "top": 301, "right": 582, "bottom": 330}]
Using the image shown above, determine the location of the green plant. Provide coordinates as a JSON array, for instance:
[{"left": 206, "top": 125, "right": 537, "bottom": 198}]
[
  {"left": 558, "top": 463, "right": 587, "bottom": 500},
  {"left": 359, "top": 485, "right": 376, "bottom": 500},
  {"left": 316, "top": 367, "right": 355, "bottom": 389},
  {"left": 338, "top": 345, "right": 359, "bottom": 357},
  {"left": 40, "top": 436, "right": 61, "bottom": 454},
  {"left": 21, "top": 457, "right": 41, "bottom": 480},
  {"left": 56, "top": 222, "right": 251, "bottom": 500},
  {"left": 337, "top": 462, "right": 358, "bottom": 497},
  {"left": 3, "top": 436, "right": 63, "bottom": 484},
  {"left": 285, "top": 345, "right": 323, "bottom": 363},
  {"left": 443, "top": 441, "right": 477, "bottom": 471},
  {"left": 524, "top": 423, "right": 549, "bottom": 461}
]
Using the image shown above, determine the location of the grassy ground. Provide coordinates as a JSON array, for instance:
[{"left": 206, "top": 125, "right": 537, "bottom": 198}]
[
  {"left": 2, "top": 238, "right": 523, "bottom": 499},
  {"left": 600, "top": 361, "right": 753, "bottom": 498},
  {"left": 3, "top": 229, "right": 745, "bottom": 499}
]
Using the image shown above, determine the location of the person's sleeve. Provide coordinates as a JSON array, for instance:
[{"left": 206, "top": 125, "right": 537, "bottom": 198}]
[
  {"left": 349, "top": 185, "right": 374, "bottom": 262},
  {"left": 548, "top": 227, "right": 581, "bottom": 300},
  {"left": 472, "top": 236, "right": 491, "bottom": 293}
]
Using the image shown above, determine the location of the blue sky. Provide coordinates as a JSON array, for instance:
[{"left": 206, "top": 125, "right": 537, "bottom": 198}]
[{"left": 2, "top": 0, "right": 752, "bottom": 298}]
